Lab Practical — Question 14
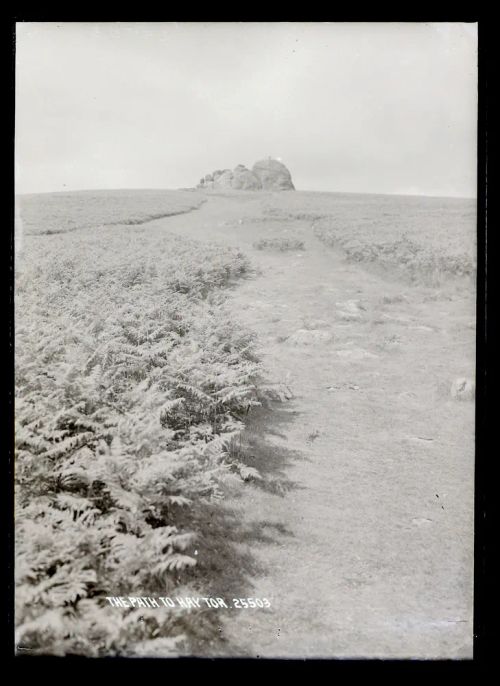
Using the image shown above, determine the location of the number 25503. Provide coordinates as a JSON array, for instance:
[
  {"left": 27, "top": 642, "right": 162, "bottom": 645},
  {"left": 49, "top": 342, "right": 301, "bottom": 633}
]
[{"left": 232, "top": 598, "right": 271, "bottom": 608}]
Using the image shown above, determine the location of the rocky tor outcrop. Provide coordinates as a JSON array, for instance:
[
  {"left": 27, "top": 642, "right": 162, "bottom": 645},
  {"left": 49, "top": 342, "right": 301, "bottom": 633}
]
[
  {"left": 197, "top": 158, "right": 295, "bottom": 191},
  {"left": 252, "top": 158, "right": 295, "bottom": 191}
]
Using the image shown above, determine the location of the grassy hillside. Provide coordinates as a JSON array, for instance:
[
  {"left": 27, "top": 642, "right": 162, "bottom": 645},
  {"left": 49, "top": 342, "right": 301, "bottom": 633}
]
[{"left": 15, "top": 189, "right": 205, "bottom": 236}]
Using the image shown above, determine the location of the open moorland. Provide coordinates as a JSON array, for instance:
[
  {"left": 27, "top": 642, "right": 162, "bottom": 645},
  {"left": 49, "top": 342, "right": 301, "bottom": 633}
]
[{"left": 15, "top": 188, "right": 476, "bottom": 658}]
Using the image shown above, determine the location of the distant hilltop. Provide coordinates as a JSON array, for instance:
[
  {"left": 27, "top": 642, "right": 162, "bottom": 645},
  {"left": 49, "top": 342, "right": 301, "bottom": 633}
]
[{"left": 197, "top": 158, "right": 295, "bottom": 191}]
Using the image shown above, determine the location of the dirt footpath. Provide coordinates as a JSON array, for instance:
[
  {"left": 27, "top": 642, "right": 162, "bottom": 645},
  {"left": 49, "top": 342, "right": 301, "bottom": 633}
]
[{"left": 150, "top": 192, "right": 475, "bottom": 658}]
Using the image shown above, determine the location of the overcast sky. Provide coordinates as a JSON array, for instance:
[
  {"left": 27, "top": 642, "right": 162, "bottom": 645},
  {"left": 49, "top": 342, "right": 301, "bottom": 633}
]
[{"left": 15, "top": 22, "right": 477, "bottom": 197}]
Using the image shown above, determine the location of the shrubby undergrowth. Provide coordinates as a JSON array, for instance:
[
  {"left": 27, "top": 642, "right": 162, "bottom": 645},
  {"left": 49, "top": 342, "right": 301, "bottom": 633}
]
[
  {"left": 314, "top": 219, "right": 476, "bottom": 285},
  {"left": 253, "top": 237, "right": 305, "bottom": 252},
  {"left": 259, "top": 192, "right": 476, "bottom": 286},
  {"left": 15, "top": 224, "right": 262, "bottom": 656}
]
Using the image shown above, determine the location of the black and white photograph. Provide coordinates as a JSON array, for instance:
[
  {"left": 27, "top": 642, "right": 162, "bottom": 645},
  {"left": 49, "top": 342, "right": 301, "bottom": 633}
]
[{"left": 14, "top": 21, "right": 478, "bottom": 659}]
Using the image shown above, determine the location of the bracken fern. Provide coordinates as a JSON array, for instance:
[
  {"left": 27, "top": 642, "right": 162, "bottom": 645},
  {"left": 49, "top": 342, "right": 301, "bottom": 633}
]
[{"left": 15, "top": 222, "right": 263, "bottom": 656}]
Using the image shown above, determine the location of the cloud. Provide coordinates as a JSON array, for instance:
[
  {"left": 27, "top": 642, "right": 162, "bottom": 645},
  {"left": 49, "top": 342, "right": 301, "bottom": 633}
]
[{"left": 15, "top": 22, "right": 477, "bottom": 197}]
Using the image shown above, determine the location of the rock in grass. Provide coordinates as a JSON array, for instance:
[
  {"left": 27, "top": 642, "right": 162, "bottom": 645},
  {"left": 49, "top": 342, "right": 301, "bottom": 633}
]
[
  {"left": 288, "top": 329, "right": 333, "bottom": 345},
  {"left": 302, "top": 318, "right": 330, "bottom": 330},
  {"left": 450, "top": 378, "right": 475, "bottom": 401},
  {"left": 336, "top": 299, "right": 366, "bottom": 321}
]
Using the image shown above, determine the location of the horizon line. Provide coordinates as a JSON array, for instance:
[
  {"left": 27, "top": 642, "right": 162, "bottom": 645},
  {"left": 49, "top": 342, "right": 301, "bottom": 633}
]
[{"left": 15, "top": 186, "right": 477, "bottom": 202}]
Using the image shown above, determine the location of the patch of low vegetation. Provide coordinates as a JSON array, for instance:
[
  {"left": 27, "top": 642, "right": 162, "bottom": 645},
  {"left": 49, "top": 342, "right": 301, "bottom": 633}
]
[
  {"left": 15, "top": 218, "right": 266, "bottom": 656},
  {"left": 314, "top": 217, "right": 476, "bottom": 285},
  {"left": 16, "top": 189, "right": 206, "bottom": 236},
  {"left": 253, "top": 238, "right": 305, "bottom": 252},
  {"left": 259, "top": 191, "right": 476, "bottom": 285}
]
